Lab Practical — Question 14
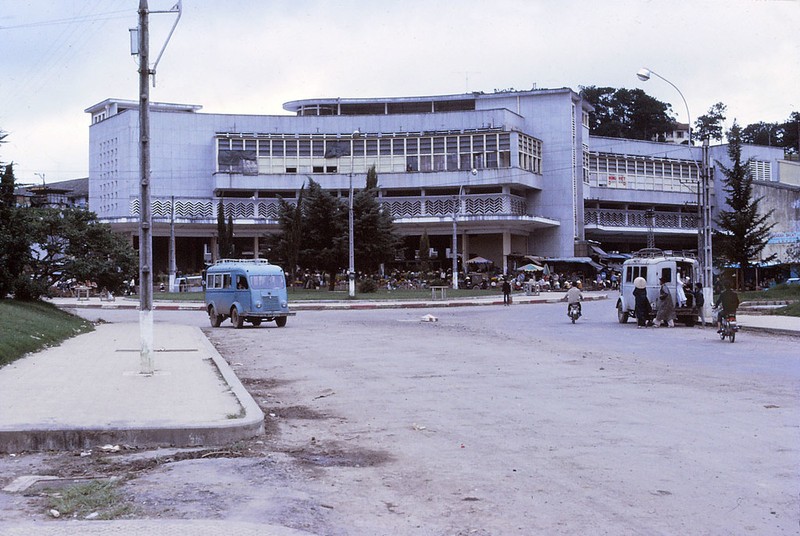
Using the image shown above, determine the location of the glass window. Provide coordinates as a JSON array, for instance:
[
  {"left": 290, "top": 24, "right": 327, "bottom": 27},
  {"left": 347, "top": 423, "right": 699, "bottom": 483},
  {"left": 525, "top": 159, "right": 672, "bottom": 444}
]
[
  {"left": 231, "top": 139, "right": 243, "bottom": 150},
  {"left": 473, "top": 135, "right": 484, "bottom": 152},
  {"left": 285, "top": 140, "right": 297, "bottom": 157},
  {"left": 298, "top": 139, "right": 311, "bottom": 157},
  {"left": 223, "top": 273, "right": 232, "bottom": 288},
  {"left": 272, "top": 140, "right": 284, "bottom": 157},
  {"left": 249, "top": 274, "right": 286, "bottom": 290},
  {"left": 420, "top": 137, "right": 431, "bottom": 154},
  {"left": 217, "top": 139, "right": 229, "bottom": 150},
  {"left": 406, "top": 156, "right": 418, "bottom": 172},
  {"left": 353, "top": 139, "right": 365, "bottom": 157},
  {"left": 244, "top": 140, "right": 256, "bottom": 151},
  {"left": 392, "top": 139, "right": 405, "bottom": 155},
  {"left": 433, "top": 137, "right": 445, "bottom": 153},
  {"left": 312, "top": 140, "right": 325, "bottom": 157},
  {"left": 366, "top": 139, "right": 378, "bottom": 156},
  {"left": 258, "top": 140, "right": 270, "bottom": 157},
  {"left": 379, "top": 139, "right": 391, "bottom": 155},
  {"left": 406, "top": 138, "right": 419, "bottom": 155}
]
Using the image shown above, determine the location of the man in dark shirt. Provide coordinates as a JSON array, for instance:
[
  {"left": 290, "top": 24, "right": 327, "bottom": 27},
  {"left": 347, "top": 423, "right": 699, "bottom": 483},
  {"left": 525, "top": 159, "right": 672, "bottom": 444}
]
[{"left": 714, "top": 282, "right": 740, "bottom": 332}]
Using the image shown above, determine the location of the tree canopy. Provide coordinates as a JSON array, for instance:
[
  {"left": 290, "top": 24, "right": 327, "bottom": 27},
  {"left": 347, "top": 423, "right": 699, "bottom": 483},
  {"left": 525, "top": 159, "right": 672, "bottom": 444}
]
[
  {"left": 580, "top": 86, "right": 676, "bottom": 141},
  {"left": 713, "top": 122, "right": 776, "bottom": 289},
  {"left": 694, "top": 102, "right": 727, "bottom": 142},
  {"left": 1, "top": 134, "right": 137, "bottom": 300}
]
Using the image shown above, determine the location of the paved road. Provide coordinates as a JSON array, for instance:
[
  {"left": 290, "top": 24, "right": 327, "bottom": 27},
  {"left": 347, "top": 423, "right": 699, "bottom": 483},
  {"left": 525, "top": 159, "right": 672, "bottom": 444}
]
[{"left": 35, "top": 299, "right": 797, "bottom": 535}]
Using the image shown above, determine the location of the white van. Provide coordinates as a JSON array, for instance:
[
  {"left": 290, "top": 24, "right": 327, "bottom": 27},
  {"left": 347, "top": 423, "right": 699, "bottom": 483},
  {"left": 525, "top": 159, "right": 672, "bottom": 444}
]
[{"left": 617, "top": 248, "right": 700, "bottom": 326}]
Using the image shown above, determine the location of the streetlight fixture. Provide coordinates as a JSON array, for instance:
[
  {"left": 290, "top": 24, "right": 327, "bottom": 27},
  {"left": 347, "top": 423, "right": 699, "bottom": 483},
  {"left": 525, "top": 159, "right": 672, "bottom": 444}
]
[
  {"left": 637, "top": 67, "right": 692, "bottom": 145},
  {"left": 348, "top": 129, "right": 361, "bottom": 298}
]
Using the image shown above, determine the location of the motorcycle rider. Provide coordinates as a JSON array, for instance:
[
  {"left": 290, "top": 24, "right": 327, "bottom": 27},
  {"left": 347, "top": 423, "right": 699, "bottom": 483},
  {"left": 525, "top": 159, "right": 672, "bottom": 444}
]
[
  {"left": 714, "top": 282, "right": 740, "bottom": 333},
  {"left": 566, "top": 281, "right": 583, "bottom": 317}
]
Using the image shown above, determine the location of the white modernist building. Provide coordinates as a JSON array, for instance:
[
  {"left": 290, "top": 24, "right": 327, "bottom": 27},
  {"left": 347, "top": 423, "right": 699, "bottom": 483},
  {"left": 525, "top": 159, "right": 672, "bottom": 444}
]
[{"left": 85, "top": 88, "right": 792, "bottom": 277}]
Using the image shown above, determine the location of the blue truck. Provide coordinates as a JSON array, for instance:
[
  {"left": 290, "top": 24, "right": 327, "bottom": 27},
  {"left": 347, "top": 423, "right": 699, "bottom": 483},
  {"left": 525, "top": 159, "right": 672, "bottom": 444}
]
[{"left": 205, "top": 259, "right": 295, "bottom": 328}]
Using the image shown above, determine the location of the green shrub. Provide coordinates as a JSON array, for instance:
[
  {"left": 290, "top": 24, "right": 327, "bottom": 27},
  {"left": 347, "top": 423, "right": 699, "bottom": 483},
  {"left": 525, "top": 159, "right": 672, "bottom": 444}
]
[{"left": 358, "top": 278, "right": 378, "bottom": 293}]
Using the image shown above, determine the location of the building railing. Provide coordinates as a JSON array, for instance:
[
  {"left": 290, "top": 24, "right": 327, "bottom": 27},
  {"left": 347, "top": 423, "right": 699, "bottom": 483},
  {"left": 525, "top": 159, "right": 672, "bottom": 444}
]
[
  {"left": 584, "top": 208, "right": 698, "bottom": 230},
  {"left": 130, "top": 192, "right": 529, "bottom": 222}
]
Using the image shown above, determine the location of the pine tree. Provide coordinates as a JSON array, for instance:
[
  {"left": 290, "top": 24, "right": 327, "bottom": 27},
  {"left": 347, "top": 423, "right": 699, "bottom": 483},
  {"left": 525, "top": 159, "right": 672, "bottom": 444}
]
[
  {"left": 714, "top": 122, "right": 776, "bottom": 289},
  {"left": 353, "top": 165, "right": 398, "bottom": 273},
  {"left": 300, "top": 179, "right": 347, "bottom": 289},
  {"left": 217, "top": 201, "right": 232, "bottom": 258}
]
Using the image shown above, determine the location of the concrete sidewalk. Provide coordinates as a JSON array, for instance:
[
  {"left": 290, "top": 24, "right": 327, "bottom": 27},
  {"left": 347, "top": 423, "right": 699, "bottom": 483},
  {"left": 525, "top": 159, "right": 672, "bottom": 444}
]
[{"left": 0, "top": 323, "right": 263, "bottom": 453}]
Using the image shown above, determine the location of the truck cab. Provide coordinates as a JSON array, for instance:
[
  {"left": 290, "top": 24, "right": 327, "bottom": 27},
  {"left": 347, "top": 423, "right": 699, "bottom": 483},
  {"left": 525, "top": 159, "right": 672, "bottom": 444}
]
[
  {"left": 617, "top": 248, "right": 700, "bottom": 326},
  {"left": 205, "top": 259, "right": 295, "bottom": 328}
]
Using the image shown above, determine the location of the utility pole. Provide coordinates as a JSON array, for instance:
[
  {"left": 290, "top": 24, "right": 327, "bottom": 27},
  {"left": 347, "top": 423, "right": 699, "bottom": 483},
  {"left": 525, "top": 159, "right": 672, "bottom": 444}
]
[
  {"left": 169, "top": 195, "right": 177, "bottom": 292},
  {"left": 701, "top": 138, "right": 714, "bottom": 320},
  {"left": 132, "top": 0, "right": 182, "bottom": 375},
  {"left": 137, "top": 0, "right": 154, "bottom": 375}
]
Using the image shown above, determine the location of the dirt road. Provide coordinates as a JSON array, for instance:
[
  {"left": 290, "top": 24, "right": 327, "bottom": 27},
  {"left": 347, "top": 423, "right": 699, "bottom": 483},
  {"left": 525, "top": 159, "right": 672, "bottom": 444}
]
[{"left": 1, "top": 301, "right": 798, "bottom": 534}]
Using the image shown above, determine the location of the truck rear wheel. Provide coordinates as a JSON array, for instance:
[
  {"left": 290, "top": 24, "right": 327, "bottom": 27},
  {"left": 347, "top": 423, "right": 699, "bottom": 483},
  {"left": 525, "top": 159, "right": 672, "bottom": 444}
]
[
  {"left": 617, "top": 301, "right": 629, "bottom": 323},
  {"left": 209, "top": 305, "right": 222, "bottom": 328},
  {"left": 275, "top": 316, "right": 287, "bottom": 327}
]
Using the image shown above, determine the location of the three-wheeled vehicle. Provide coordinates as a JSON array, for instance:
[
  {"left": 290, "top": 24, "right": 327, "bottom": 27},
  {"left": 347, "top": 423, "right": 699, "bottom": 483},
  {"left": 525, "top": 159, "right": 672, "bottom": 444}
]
[
  {"left": 205, "top": 259, "right": 295, "bottom": 328},
  {"left": 617, "top": 248, "right": 700, "bottom": 326}
]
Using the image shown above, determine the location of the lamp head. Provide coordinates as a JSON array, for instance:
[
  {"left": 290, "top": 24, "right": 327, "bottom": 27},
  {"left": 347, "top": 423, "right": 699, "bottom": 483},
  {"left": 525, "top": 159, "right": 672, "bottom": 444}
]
[
  {"left": 636, "top": 68, "right": 651, "bottom": 82},
  {"left": 352, "top": 129, "right": 361, "bottom": 138},
  {"left": 471, "top": 168, "right": 478, "bottom": 176}
]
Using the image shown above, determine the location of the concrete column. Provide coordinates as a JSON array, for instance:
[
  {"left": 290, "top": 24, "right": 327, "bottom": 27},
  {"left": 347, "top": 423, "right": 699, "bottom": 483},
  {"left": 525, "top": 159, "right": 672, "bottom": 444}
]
[
  {"left": 210, "top": 236, "right": 218, "bottom": 263},
  {"left": 253, "top": 236, "right": 259, "bottom": 259},
  {"left": 502, "top": 231, "right": 512, "bottom": 275}
]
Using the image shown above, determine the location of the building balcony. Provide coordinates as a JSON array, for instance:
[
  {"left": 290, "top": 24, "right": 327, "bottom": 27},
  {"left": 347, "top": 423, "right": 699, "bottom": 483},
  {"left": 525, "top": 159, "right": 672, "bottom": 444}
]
[
  {"left": 126, "top": 192, "right": 558, "bottom": 232},
  {"left": 584, "top": 207, "right": 698, "bottom": 233}
]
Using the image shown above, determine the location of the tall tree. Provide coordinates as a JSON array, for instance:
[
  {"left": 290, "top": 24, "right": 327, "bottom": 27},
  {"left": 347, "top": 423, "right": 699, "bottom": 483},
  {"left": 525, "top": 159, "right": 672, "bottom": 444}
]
[
  {"left": 694, "top": 102, "right": 727, "bottom": 142},
  {"left": 714, "top": 122, "right": 776, "bottom": 289},
  {"left": 580, "top": 86, "right": 675, "bottom": 141},
  {"left": 353, "top": 165, "right": 398, "bottom": 273},
  {"left": 300, "top": 179, "right": 347, "bottom": 290},
  {"left": 781, "top": 111, "right": 799, "bottom": 154},
  {"left": 272, "top": 185, "right": 305, "bottom": 277},
  {"left": 0, "top": 161, "right": 32, "bottom": 298},
  {"left": 741, "top": 121, "right": 781, "bottom": 146},
  {"left": 216, "top": 201, "right": 233, "bottom": 258}
]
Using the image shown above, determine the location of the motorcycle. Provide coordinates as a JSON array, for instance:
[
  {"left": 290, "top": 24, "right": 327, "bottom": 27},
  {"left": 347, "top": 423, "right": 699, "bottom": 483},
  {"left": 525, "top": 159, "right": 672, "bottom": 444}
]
[
  {"left": 718, "top": 311, "right": 739, "bottom": 343},
  {"left": 568, "top": 302, "right": 581, "bottom": 324}
]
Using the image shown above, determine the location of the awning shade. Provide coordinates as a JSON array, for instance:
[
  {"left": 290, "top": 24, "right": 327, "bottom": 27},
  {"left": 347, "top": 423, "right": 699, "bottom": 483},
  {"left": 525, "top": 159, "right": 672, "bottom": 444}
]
[{"left": 516, "top": 263, "right": 544, "bottom": 272}]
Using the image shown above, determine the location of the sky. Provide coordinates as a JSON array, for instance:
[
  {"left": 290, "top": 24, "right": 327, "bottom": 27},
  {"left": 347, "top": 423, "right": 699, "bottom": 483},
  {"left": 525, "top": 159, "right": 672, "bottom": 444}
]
[{"left": 1, "top": 0, "right": 798, "bottom": 184}]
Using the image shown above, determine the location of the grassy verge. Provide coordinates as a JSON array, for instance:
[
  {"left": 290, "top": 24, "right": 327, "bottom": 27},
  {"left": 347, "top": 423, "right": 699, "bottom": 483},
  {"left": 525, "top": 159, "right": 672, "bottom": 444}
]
[
  {"left": 47, "top": 480, "right": 133, "bottom": 520},
  {"left": 738, "top": 283, "right": 800, "bottom": 317},
  {"left": 143, "top": 287, "right": 510, "bottom": 302},
  {"left": 0, "top": 300, "right": 94, "bottom": 367}
]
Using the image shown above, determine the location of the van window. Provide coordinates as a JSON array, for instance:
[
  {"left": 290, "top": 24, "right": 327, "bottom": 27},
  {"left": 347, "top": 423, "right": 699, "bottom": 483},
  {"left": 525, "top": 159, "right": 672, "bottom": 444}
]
[
  {"left": 628, "top": 266, "right": 647, "bottom": 281},
  {"left": 660, "top": 268, "right": 672, "bottom": 283},
  {"left": 223, "top": 273, "right": 232, "bottom": 288},
  {"left": 236, "top": 275, "right": 249, "bottom": 289},
  {"left": 249, "top": 274, "right": 286, "bottom": 290},
  {"left": 625, "top": 266, "right": 632, "bottom": 283}
]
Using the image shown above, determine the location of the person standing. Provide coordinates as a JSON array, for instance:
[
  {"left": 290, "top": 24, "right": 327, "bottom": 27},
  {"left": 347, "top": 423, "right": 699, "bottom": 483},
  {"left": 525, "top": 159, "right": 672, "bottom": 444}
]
[
  {"left": 693, "top": 282, "right": 706, "bottom": 327},
  {"left": 632, "top": 277, "right": 651, "bottom": 328},
  {"left": 502, "top": 278, "right": 512, "bottom": 306},
  {"left": 654, "top": 276, "right": 675, "bottom": 327}
]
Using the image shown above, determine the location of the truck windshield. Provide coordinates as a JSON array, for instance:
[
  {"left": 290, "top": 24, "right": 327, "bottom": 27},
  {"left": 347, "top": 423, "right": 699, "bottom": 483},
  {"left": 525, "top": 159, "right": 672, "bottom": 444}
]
[{"left": 249, "top": 274, "right": 286, "bottom": 290}]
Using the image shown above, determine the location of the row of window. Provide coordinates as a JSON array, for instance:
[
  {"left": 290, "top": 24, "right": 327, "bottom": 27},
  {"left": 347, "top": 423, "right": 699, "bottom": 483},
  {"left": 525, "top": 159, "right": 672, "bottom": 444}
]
[
  {"left": 216, "top": 132, "right": 543, "bottom": 175},
  {"left": 587, "top": 153, "right": 700, "bottom": 193}
]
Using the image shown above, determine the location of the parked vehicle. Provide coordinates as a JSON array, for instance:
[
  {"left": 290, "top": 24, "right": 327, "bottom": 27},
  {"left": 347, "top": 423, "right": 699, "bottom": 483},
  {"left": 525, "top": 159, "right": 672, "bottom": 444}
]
[
  {"left": 568, "top": 302, "right": 581, "bottom": 323},
  {"left": 205, "top": 259, "right": 295, "bottom": 328},
  {"left": 717, "top": 310, "right": 739, "bottom": 343},
  {"left": 175, "top": 275, "right": 204, "bottom": 292},
  {"left": 617, "top": 248, "right": 700, "bottom": 326}
]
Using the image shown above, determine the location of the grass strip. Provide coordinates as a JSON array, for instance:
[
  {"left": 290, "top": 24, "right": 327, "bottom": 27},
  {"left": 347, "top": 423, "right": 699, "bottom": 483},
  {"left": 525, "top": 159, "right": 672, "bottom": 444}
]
[{"left": 0, "top": 300, "right": 94, "bottom": 367}]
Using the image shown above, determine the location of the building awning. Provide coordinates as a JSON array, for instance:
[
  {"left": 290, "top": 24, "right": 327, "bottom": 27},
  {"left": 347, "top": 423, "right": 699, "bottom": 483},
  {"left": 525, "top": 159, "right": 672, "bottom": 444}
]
[{"left": 544, "top": 257, "right": 605, "bottom": 271}]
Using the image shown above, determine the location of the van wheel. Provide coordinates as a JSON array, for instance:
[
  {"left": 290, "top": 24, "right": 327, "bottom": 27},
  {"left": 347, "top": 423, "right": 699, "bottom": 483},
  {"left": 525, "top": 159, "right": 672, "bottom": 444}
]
[
  {"left": 275, "top": 316, "right": 287, "bottom": 328},
  {"left": 617, "top": 301, "right": 629, "bottom": 323},
  {"left": 683, "top": 316, "right": 696, "bottom": 327},
  {"left": 231, "top": 307, "right": 244, "bottom": 329},
  {"left": 209, "top": 305, "right": 222, "bottom": 328},
  {"left": 250, "top": 319, "right": 262, "bottom": 327}
]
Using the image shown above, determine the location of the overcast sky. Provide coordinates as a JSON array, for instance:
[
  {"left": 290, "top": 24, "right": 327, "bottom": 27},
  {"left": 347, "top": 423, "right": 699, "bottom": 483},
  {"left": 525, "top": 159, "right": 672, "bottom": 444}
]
[{"left": 1, "top": 0, "right": 798, "bottom": 184}]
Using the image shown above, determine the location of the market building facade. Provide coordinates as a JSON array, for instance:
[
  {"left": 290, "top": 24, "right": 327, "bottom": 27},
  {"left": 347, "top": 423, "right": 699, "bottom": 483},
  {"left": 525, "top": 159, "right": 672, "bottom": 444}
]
[{"left": 85, "top": 89, "right": 795, "bottom": 279}]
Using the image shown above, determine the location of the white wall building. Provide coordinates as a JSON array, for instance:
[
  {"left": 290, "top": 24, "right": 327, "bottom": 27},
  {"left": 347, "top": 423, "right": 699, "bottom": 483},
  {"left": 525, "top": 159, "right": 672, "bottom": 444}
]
[{"left": 85, "top": 89, "right": 791, "bottom": 277}]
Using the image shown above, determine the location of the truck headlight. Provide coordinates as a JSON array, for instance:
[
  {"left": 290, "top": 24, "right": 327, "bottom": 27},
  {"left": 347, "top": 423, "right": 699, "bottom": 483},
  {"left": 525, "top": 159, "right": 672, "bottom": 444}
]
[
  {"left": 281, "top": 301, "right": 288, "bottom": 308},
  {"left": 255, "top": 301, "right": 262, "bottom": 308}
]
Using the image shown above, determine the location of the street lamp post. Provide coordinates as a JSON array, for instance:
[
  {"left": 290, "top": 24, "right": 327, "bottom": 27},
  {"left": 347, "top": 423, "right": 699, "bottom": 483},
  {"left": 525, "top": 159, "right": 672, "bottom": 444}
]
[
  {"left": 637, "top": 67, "right": 713, "bottom": 321},
  {"left": 348, "top": 130, "right": 361, "bottom": 298},
  {"left": 452, "top": 169, "right": 476, "bottom": 290}
]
